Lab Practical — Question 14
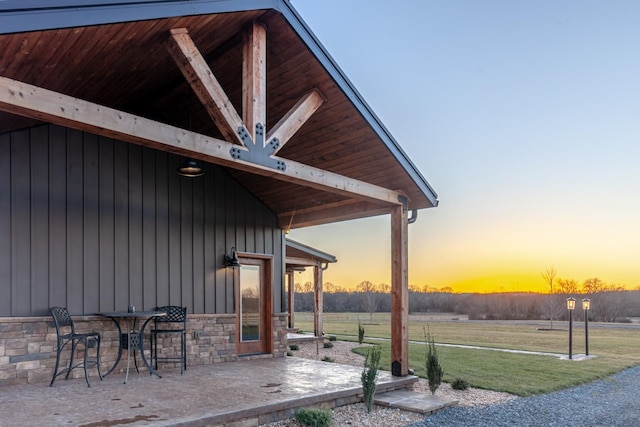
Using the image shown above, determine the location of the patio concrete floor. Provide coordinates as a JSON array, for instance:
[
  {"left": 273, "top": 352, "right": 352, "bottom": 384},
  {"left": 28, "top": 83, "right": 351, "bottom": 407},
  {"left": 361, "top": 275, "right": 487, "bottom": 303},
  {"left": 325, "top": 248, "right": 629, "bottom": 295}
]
[{"left": 0, "top": 357, "right": 420, "bottom": 427}]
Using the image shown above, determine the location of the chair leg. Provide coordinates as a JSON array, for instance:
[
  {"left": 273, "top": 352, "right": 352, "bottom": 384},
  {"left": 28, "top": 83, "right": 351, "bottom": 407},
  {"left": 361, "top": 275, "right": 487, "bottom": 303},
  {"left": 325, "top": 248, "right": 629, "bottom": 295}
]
[
  {"left": 180, "top": 332, "right": 184, "bottom": 375},
  {"left": 66, "top": 339, "right": 78, "bottom": 380},
  {"left": 49, "top": 339, "right": 63, "bottom": 387},
  {"left": 82, "top": 337, "right": 91, "bottom": 388},
  {"left": 182, "top": 331, "right": 187, "bottom": 373},
  {"left": 152, "top": 332, "right": 158, "bottom": 371},
  {"left": 96, "top": 336, "right": 103, "bottom": 381},
  {"left": 134, "top": 349, "right": 140, "bottom": 373}
]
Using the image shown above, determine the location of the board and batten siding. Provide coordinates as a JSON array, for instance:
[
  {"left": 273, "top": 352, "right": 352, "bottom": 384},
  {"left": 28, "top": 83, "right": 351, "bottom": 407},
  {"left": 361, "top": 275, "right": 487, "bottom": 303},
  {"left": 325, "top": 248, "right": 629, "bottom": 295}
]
[{"left": 0, "top": 124, "right": 283, "bottom": 317}]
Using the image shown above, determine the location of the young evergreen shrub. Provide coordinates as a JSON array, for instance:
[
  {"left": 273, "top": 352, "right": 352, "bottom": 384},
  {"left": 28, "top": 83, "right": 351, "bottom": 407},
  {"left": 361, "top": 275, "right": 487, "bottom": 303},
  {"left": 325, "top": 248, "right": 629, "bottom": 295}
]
[
  {"left": 328, "top": 335, "right": 337, "bottom": 341},
  {"left": 424, "top": 326, "right": 444, "bottom": 395},
  {"left": 358, "top": 323, "right": 365, "bottom": 344},
  {"left": 286, "top": 351, "right": 293, "bottom": 357},
  {"left": 321, "top": 356, "right": 334, "bottom": 363},
  {"left": 294, "top": 408, "right": 332, "bottom": 427},
  {"left": 289, "top": 344, "right": 299, "bottom": 351},
  {"left": 452, "top": 377, "right": 469, "bottom": 390},
  {"left": 323, "top": 341, "right": 334, "bottom": 348},
  {"left": 361, "top": 346, "right": 382, "bottom": 413}
]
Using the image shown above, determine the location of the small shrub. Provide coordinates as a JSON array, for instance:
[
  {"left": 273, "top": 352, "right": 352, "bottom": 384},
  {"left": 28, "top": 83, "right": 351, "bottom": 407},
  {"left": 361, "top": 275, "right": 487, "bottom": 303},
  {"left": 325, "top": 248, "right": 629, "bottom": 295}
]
[
  {"left": 289, "top": 344, "right": 299, "bottom": 351},
  {"left": 321, "top": 356, "right": 334, "bottom": 363},
  {"left": 286, "top": 351, "right": 293, "bottom": 357},
  {"left": 294, "top": 408, "right": 332, "bottom": 427},
  {"left": 361, "top": 346, "right": 381, "bottom": 413},
  {"left": 328, "top": 335, "right": 337, "bottom": 341},
  {"left": 451, "top": 378, "right": 469, "bottom": 390},
  {"left": 358, "top": 323, "right": 365, "bottom": 344},
  {"left": 323, "top": 341, "right": 334, "bottom": 348},
  {"left": 424, "top": 325, "right": 444, "bottom": 395}
]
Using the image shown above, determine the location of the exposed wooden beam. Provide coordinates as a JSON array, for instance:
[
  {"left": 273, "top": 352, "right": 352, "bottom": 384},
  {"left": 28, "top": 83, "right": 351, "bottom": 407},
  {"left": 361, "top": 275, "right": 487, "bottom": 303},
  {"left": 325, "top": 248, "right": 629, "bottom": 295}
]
[
  {"left": 165, "top": 28, "right": 244, "bottom": 145},
  {"left": 284, "top": 257, "right": 318, "bottom": 267},
  {"left": 242, "top": 22, "right": 267, "bottom": 142},
  {"left": 0, "top": 76, "right": 403, "bottom": 207},
  {"left": 278, "top": 200, "right": 392, "bottom": 229},
  {"left": 390, "top": 205, "right": 409, "bottom": 376},
  {"left": 267, "top": 90, "right": 325, "bottom": 154}
]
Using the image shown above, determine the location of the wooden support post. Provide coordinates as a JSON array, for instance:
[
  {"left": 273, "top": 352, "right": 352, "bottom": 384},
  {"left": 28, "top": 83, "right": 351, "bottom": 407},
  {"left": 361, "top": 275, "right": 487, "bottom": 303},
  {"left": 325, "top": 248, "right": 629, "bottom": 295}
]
[
  {"left": 390, "top": 204, "right": 409, "bottom": 376},
  {"left": 313, "top": 263, "right": 324, "bottom": 337},
  {"left": 287, "top": 271, "right": 295, "bottom": 329}
]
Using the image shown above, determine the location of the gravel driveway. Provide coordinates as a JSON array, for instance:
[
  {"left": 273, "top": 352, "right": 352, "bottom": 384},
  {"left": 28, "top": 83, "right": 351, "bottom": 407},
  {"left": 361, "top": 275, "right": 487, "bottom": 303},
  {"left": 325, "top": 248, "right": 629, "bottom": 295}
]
[{"left": 407, "top": 364, "right": 640, "bottom": 427}]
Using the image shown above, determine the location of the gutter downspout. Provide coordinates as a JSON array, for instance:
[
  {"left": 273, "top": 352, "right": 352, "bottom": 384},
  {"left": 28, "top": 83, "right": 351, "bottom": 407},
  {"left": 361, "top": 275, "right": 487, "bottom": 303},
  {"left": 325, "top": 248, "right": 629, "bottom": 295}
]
[{"left": 408, "top": 209, "right": 418, "bottom": 224}]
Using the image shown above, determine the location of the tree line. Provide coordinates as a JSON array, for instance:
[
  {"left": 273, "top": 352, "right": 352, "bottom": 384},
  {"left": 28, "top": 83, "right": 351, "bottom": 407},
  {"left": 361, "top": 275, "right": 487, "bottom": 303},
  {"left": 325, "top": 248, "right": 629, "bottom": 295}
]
[{"left": 293, "top": 277, "right": 640, "bottom": 323}]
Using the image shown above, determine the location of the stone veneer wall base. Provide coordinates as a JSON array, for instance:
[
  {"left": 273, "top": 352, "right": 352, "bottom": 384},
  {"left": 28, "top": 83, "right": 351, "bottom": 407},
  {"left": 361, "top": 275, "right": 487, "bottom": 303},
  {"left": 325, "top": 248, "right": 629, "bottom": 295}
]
[{"left": 0, "top": 312, "right": 289, "bottom": 386}]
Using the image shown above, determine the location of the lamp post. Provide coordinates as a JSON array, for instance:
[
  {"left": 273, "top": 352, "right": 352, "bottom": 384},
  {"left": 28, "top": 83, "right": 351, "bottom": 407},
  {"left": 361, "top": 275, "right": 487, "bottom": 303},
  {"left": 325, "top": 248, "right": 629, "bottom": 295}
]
[
  {"left": 582, "top": 298, "right": 591, "bottom": 356},
  {"left": 567, "top": 297, "right": 576, "bottom": 359}
]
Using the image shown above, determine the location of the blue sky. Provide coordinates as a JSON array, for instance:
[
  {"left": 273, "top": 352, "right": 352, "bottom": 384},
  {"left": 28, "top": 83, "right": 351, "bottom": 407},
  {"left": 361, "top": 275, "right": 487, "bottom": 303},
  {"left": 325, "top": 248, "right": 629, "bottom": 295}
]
[{"left": 288, "top": 0, "right": 640, "bottom": 292}]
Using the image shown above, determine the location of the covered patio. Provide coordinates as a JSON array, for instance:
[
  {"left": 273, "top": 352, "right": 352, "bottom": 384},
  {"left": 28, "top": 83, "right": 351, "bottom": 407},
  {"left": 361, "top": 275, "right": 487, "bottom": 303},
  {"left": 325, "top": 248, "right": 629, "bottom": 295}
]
[
  {"left": 0, "top": 0, "right": 439, "bottom": 393},
  {"left": 0, "top": 357, "right": 417, "bottom": 426}
]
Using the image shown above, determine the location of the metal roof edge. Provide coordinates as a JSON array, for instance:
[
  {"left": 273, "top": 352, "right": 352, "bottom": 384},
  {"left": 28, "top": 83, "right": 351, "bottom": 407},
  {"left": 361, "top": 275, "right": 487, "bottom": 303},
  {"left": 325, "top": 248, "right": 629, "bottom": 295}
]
[
  {"left": 286, "top": 238, "right": 337, "bottom": 264},
  {"left": 0, "top": 0, "right": 280, "bottom": 33}
]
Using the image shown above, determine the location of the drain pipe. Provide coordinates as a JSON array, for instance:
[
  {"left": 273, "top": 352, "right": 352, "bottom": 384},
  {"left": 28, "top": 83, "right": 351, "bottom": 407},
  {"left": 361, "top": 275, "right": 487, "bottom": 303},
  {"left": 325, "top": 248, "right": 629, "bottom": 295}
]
[
  {"left": 408, "top": 209, "right": 418, "bottom": 224},
  {"left": 398, "top": 195, "right": 418, "bottom": 224}
]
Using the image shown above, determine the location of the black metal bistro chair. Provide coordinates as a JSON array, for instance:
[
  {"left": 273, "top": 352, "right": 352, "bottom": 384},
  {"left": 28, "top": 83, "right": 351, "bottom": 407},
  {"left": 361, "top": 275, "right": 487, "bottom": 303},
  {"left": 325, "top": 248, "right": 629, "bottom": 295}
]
[
  {"left": 49, "top": 307, "right": 102, "bottom": 387},
  {"left": 150, "top": 306, "right": 187, "bottom": 374}
]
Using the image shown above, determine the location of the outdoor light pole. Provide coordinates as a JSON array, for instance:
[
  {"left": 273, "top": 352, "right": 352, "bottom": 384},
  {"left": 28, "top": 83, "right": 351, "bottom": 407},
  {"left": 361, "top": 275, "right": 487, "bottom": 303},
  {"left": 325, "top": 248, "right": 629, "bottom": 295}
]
[
  {"left": 583, "top": 298, "right": 591, "bottom": 356},
  {"left": 567, "top": 297, "right": 576, "bottom": 360}
]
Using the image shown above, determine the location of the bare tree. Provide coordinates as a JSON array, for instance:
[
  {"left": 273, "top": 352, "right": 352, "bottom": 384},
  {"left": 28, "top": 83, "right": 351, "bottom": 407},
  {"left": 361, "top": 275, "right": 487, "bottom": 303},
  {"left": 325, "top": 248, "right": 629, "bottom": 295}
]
[
  {"left": 357, "top": 280, "right": 378, "bottom": 323},
  {"left": 600, "top": 289, "right": 633, "bottom": 322},
  {"left": 377, "top": 282, "right": 391, "bottom": 293},
  {"left": 541, "top": 266, "right": 557, "bottom": 293},
  {"left": 294, "top": 280, "right": 315, "bottom": 312},
  {"left": 583, "top": 280, "right": 628, "bottom": 322},
  {"left": 541, "top": 266, "right": 563, "bottom": 329},
  {"left": 557, "top": 278, "right": 579, "bottom": 294},
  {"left": 582, "top": 277, "right": 606, "bottom": 294}
]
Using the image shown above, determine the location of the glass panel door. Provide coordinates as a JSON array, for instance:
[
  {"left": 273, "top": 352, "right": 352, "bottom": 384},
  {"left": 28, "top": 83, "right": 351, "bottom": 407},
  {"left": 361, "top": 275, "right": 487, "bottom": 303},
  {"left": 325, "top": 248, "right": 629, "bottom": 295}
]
[
  {"left": 240, "top": 264, "right": 260, "bottom": 342},
  {"left": 236, "top": 256, "right": 271, "bottom": 355}
]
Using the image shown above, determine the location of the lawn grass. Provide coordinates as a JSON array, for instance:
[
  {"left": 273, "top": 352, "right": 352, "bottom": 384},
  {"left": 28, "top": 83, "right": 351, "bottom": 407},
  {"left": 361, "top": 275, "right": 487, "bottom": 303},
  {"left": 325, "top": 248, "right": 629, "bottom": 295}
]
[{"left": 295, "top": 312, "right": 640, "bottom": 396}]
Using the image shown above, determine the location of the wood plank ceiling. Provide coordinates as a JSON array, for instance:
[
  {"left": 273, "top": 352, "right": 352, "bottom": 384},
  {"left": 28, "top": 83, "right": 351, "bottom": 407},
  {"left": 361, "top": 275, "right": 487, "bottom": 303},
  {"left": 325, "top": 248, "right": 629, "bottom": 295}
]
[{"left": 0, "top": 8, "right": 437, "bottom": 229}]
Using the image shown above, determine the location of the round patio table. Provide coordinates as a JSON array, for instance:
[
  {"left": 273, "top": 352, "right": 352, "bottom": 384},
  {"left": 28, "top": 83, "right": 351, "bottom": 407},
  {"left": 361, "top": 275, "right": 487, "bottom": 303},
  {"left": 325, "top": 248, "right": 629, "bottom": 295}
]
[{"left": 96, "top": 310, "right": 166, "bottom": 383}]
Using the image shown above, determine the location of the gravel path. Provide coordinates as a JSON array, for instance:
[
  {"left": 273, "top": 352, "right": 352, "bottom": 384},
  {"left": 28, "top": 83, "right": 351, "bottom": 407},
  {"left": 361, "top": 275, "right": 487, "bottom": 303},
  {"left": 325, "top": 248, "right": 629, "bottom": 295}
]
[{"left": 407, "top": 364, "right": 640, "bottom": 427}]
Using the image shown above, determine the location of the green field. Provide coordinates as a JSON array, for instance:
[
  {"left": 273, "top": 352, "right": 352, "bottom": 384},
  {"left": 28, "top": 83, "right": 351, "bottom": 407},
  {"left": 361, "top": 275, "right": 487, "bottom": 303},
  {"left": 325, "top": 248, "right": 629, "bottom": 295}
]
[{"left": 294, "top": 312, "right": 640, "bottom": 396}]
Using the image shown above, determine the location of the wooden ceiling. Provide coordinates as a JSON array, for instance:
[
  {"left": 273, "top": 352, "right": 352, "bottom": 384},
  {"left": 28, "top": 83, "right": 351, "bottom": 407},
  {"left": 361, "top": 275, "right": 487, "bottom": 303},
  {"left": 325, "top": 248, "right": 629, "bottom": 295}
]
[{"left": 0, "top": 3, "right": 438, "bottom": 229}]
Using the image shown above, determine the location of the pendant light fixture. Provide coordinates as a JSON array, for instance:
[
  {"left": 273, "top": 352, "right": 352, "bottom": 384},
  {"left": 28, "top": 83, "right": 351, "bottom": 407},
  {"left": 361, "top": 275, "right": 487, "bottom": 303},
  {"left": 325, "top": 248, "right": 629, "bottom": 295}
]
[{"left": 177, "top": 158, "right": 204, "bottom": 177}]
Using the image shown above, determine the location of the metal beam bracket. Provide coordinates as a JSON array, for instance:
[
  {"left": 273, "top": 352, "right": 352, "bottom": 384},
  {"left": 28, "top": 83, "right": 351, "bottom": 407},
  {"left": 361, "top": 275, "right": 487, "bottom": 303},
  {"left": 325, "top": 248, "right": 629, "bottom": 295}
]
[
  {"left": 230, "top": 123, "right": 287, "bottom": 171},
  {"left": 397, "top": 195, "right": 408, "bottom": 213}
]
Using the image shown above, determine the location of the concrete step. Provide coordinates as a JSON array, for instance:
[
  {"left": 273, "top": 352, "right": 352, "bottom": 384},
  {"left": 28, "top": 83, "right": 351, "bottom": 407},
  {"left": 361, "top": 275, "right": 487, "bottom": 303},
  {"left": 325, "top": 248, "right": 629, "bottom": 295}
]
[{"left": 375, "top": 390, "right": 458, "bottom": 414}]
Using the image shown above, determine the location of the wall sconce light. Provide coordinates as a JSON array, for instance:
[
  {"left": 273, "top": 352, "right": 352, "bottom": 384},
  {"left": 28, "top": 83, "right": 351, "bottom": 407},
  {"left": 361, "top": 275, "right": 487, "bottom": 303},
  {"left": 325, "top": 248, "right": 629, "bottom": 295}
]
[
  {"left": 224, "top": 247, "right": 240, "bottom": 268},
  {"left": 177, "top": 159, "right": 204, "bottom": 177}
]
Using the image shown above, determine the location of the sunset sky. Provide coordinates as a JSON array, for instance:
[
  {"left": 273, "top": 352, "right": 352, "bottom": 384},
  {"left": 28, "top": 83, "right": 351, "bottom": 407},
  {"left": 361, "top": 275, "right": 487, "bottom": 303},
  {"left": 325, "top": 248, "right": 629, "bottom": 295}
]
[{"left": 288, "top": 0, "right": 640, "bottom": 293}]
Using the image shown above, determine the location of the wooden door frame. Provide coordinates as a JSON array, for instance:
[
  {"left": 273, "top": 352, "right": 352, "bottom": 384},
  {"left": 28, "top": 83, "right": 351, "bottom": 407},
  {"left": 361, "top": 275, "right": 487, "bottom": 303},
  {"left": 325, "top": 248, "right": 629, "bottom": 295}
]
[{"left": 234, "top": 252, "right": 273, "bottom": 356}]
